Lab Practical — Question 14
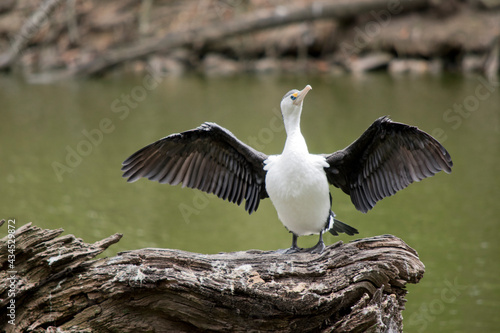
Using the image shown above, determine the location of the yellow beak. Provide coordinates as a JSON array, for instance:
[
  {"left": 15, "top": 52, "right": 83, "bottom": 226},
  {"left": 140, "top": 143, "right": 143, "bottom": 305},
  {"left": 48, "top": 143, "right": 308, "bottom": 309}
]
[{"left": 293, "top": 85, "right": 312, "bottom": 105}]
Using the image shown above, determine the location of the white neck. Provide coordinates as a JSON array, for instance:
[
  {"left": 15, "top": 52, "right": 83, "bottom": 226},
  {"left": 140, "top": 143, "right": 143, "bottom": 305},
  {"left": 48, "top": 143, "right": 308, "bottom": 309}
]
[{"left": 282, "top": 108, "right": 308, "bottom": 155}]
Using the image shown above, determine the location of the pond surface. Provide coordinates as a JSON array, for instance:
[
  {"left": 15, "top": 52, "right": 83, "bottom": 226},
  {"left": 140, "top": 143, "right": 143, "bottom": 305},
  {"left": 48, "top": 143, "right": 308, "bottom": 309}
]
[{"left": 1, "top": 71, "right": 499, "bottom": 332}]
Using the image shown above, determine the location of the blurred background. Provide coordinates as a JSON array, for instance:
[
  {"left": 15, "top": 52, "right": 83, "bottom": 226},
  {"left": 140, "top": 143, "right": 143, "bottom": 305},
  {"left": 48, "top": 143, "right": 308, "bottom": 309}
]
[{"left": 1, "top": 0, "right": 499, "bottom": 332}]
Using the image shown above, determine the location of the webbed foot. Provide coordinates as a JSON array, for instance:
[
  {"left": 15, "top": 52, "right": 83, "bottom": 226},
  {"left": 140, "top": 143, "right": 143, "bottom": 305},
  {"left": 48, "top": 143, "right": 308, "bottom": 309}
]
[
  {"left": 275, "top": 233, "right": 303, "bottom": 254},
  {"left": 275, "top": 245, "right": 303, "bottom": 254},
  {"left": 304, "top": 241, "right": 325, "bottom": 254}
]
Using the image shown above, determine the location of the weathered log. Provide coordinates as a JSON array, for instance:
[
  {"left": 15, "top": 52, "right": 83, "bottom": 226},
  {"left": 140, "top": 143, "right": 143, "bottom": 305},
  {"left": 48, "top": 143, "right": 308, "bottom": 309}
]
[
  {"left": 2, "top": 1, "right": 499, "bottom": 77},
  {"left": 360, "top": 7, "right": 500, "bottom": 60},
  {"left": 0, "top": 221, "right": 424, "bottom": 332},
  {"left": 68, "top": 0, "right": 428, "bottom": 77}
]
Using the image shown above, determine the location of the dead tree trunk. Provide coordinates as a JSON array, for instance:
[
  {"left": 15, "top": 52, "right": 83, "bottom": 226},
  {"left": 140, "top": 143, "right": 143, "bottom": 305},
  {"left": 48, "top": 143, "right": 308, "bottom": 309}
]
[
  {"left": 0, "top": 221, "right": 424, "bottom": 332},
  {"left": 68, "top": 0, "right": 428, "bottom": 77}
]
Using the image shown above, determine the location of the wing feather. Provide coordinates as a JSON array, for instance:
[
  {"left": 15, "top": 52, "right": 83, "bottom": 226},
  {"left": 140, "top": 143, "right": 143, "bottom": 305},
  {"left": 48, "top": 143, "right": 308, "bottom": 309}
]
[
  {"left": 122, "top": 122, "right": 268, "bottom": 214},
  {"left": 325, "top": 116, "right": 453, "bottom": 213}
]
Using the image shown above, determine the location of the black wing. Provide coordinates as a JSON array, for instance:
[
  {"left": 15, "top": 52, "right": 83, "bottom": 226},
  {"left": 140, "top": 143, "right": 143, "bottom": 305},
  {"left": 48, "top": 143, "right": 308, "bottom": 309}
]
[
  {"left": 324, "top": 116, "right": 453, "bottom": 213},
  {"left": 121, "top": 122, "right": 269, "bottom": 214}
]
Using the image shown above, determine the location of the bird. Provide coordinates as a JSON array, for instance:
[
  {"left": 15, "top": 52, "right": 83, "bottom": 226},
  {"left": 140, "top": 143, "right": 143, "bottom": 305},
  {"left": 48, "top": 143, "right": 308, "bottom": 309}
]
[{"left": 121, "top": 85, "right": 453, "bottom": 254}]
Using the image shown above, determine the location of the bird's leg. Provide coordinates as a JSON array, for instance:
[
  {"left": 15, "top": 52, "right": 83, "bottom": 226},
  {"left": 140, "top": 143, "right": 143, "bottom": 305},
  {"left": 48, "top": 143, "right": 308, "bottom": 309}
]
[
  {"left": 282, "top": 233, "right": 302, "bottom": 254},
  {"left": 305, "top": 231, "right": 325, "bottom": 254},
  {"left": 291, "top": 233, "right": 300, "bottom": 249}
]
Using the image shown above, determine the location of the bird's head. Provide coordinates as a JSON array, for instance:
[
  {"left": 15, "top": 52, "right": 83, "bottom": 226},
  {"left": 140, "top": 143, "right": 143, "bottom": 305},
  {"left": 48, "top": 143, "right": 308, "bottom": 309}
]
[{"left": 280, "top": 85, "right": 312, "bottom": 118}]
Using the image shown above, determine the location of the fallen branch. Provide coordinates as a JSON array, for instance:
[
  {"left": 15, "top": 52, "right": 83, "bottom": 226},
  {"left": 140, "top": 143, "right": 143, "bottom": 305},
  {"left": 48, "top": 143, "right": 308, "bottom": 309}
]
[
  {"left": 0, "top": 0, "right": 64, "bottom": 70},
  {"left": 0, "top": 222, "right": 424, "bottom": 332},
  {"left": 69, "top": 0, "right": 428, "bottom": 77}
]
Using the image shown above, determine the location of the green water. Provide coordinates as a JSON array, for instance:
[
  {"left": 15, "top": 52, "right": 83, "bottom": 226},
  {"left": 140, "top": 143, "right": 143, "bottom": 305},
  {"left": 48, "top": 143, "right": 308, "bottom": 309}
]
[{"left": 1, "top": 72, "right": 499, "bottom": 332}]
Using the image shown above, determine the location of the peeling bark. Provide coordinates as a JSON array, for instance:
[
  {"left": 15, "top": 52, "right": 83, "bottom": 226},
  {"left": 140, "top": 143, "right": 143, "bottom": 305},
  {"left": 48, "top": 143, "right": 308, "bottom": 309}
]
[{"left": 0, "top": 222, "right": 424, "bottom": 332}]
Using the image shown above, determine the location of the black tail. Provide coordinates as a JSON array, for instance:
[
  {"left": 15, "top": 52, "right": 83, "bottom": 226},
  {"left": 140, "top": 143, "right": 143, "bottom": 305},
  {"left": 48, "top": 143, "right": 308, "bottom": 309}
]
[
  {"left": 327, "top": 193, "right": 359, "bottom": 236},
  {"left": 329, "top": 217, "right": 359, "bottom": 236}
]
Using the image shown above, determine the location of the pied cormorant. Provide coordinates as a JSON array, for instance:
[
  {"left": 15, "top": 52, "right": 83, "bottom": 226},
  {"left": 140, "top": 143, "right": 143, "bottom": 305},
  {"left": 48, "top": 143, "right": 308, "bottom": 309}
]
[{"left": 122, "top": 85, "right": 452, "bottom": 254}]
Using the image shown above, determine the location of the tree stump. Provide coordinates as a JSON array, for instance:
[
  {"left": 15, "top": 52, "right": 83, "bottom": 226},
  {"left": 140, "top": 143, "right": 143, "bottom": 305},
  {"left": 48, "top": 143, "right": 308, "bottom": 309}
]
[{"left": 0, "top": 221, "right": 424, "bottom": 332}]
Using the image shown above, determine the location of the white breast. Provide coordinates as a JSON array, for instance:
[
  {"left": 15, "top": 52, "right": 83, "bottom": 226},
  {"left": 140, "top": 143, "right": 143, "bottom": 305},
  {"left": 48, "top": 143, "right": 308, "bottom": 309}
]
[{"left": 264, "top": 153, "right": 331, "bottom": 236}]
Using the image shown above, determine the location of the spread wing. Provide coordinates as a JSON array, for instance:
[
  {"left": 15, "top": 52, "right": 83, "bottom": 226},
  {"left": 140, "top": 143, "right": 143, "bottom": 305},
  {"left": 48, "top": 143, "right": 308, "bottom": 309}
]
[
  {"left": 121, "top": 122, "right": 269, "bottom": 214},
  {"left": 324, "top": 116, "right": 453, "bottom": 213}
]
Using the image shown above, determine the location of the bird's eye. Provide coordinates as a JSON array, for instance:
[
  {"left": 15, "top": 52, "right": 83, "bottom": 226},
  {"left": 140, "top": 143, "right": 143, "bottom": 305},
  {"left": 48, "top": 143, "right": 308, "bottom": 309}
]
[{"left": 290, "top": 94, "right": 297, "bottom": 101}]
